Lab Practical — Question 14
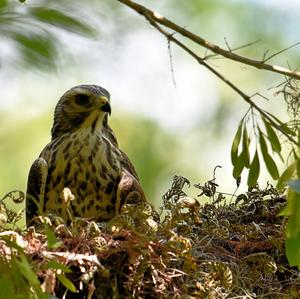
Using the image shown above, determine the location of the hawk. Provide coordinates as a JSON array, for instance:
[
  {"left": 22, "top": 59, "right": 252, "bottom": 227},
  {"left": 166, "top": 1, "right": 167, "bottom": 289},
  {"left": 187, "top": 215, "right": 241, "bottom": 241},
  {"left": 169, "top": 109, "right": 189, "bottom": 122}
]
[{"left": 26, "top": 84, "right": 146, "bottom": 225}]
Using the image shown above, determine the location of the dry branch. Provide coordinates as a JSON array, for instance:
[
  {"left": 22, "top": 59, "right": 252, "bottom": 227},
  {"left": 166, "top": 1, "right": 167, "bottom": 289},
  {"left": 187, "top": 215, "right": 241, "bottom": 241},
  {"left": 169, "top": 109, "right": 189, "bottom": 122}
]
[{"left": 118, "top": 0, "right": 300, "bottom": 81}]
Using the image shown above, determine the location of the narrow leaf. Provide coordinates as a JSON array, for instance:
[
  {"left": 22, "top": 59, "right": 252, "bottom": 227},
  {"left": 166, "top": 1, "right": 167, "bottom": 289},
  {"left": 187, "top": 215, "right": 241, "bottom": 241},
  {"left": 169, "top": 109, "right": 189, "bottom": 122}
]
[
  {"left": 247, "top": 150, "right": 260, "bottom": 187},
  {"left": 241, "top": 125, "right": 250, "bottom": 168},
  {"left": 279, "top": 123, "right": 296, "bottom": 137},
  {"left": 263, "top": 120, "right": 281, "bottom": 154},
  {"left": 265, "top": 111, "right": 296, "bottom": 136},
  {"left": 233, "top": 153, "right": 245, "bottom": 179},
  {"left": 276, "top": 162, "right": 296, "bottom": 190},
  {"left": 12, "top": 32, "right": 57, "bottom": 70},
  {"left": 45, "top": 225, "right": 62, "bottom": 249},
  {"left": 29, "top": 7, "right": 96, "bottom": 37},
  {"left": 285, "top": 189, "right": 300, "bottom": 267},
  {"left": 259, "top": 131, "right": 279, "bottom": 180},
  {"left": 292, "top": 150, "right": 300, "bottom": 177},
  {"left": 57, "top": 274, "right": 77, "bottom": 293},
  {"left": 231, "top": 120, "right": 243, "bottom": 165},
  {"left": 288, "top": 179, "right": 300, "bottom": 193}
]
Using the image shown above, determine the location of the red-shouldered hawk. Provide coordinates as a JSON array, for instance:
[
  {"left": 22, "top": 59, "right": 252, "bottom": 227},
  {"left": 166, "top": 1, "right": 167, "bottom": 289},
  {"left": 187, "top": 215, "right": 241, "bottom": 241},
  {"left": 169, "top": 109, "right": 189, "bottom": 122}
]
[{"left": 26, "top": 84, "right": 146, "bottom": 225}]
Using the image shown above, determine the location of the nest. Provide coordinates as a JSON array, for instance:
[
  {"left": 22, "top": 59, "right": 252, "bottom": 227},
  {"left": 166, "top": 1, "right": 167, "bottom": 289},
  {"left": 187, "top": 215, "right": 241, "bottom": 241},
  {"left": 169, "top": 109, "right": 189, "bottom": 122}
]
[{"left": 0, "top": 174, "right": 299, "bottom": 299}]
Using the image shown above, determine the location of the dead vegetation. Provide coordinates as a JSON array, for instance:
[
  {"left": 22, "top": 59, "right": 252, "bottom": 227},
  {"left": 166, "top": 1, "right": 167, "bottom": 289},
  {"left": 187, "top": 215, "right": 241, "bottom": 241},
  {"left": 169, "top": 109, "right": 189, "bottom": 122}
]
[{"left": 0, "top": 173, "right": 299, "bottom": 299}]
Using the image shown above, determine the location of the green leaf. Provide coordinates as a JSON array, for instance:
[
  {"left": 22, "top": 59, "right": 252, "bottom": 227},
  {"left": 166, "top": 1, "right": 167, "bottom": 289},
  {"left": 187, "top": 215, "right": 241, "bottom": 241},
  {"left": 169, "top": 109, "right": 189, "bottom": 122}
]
[
  {"left": 265, "top": 111, "right": 296, "bottom": 136},
  {"left": 12, "top": 32, "right": 57, "bottom": 70},
  {"left": 232, "top": 153, "right": 245, "bottom": 179},
  {"left": 231, "top": 120, "right": 243, "bottom": 165},
  {"left": 45, "top": 225, "right": 62, "bottom": 249},
  {"left": 241, "top": 125, "right": 250, "bottom": 168},
  {"left": 29, "top": 7, "right": 96, "bottom": 37},
  {"left": 285, "top": 189, "right": 300, "bottom": 267},
  {"left": 276, "top": 162, "right": 297, "bottom": 190},
  {"left": 47, "top": 261, "right": 72, "bottom": 273},
  {"left": 286, "top": 234, "right": 300, "bottom": 267},
  {"left": 279, "top": 123, "right": 296, "bottom": 137},
  {"left": 13, "top": 254, "right": 48, "bottom": 299},
  {"left": 14, "top": 254, "right": 40, "bottom": 287},
  {"left": 247, "top": 150, "right": 260, "bottom": 187},
  {"left": 0, "top": 0, "right": 8, "bottom": 10},
  {"left": 259, "top": 131, "right": 279, "bottom": 180},
  {"left": 263, "top": 120, "right": 281, "bottom": 154},
  {"left": 57, "top": 274, "right": 77, "bottom": 293},
  {"left": 289, "top": 179, "right": 300, "bottom": 193}
]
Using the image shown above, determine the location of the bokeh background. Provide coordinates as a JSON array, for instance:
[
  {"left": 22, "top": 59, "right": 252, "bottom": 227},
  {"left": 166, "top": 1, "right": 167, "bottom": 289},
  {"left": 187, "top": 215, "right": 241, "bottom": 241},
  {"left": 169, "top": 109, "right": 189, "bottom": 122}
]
[{"left": 1, "top": 0, "right": 300, "bottom": 208}]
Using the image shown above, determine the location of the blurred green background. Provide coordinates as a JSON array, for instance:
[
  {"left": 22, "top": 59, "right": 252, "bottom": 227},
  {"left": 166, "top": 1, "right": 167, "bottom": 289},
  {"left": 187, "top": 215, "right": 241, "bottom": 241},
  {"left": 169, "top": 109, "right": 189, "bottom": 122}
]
[{"left": 1, "top": 0, "right": 299, "bottom": 208}]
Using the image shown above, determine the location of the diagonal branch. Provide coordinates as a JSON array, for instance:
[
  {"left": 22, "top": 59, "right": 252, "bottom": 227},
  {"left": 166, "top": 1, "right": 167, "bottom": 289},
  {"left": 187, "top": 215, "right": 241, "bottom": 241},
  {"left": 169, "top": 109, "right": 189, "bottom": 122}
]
[
  {"left": 143, "top": 15, "right": 297, "bottom": 145},
  {"left": 117, "top": 0, "right": 300, "bottom": 81}
]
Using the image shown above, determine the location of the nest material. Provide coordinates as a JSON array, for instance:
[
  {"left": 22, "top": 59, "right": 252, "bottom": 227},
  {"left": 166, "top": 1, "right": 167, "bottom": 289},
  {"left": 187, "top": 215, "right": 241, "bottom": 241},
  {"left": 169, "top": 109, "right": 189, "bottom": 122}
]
[{"left": 0, "top": 176, "right": 300, "bottom": 299}]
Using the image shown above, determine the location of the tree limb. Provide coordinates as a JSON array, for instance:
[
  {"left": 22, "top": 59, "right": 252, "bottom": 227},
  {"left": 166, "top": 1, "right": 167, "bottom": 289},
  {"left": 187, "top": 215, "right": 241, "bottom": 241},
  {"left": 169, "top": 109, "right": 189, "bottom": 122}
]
[
  {"left": 142, "top": 14, "right": 297, "bottom": 144},
  {"left": 117, "top": 0, "right": 300, "bottom": 81}
]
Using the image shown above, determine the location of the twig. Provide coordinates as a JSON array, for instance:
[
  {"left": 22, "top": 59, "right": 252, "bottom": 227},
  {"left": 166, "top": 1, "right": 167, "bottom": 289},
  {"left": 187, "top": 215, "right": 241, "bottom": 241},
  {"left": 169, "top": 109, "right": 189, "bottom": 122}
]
[
  {"left": 117, "top": 0, "right": 300, "bottom": 80},
  {"left": 204, "top": 39, "right": 261, "bottom": 60},
  {"left": 263, "top": 42, "right": 300, "bottom": 63},
  {"left": 137, "top": 13, "right": 297, "bottom": 144},
  {"left": 167, "top": 38, "right": 177, "bottom": 87}
]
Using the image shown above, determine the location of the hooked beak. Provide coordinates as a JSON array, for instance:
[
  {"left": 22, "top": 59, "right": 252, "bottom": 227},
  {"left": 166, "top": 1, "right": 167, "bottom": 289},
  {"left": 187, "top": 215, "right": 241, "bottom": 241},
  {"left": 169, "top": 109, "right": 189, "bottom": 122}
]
[{"left": 99, "top": 96, "right": 111, "bottom": 115}]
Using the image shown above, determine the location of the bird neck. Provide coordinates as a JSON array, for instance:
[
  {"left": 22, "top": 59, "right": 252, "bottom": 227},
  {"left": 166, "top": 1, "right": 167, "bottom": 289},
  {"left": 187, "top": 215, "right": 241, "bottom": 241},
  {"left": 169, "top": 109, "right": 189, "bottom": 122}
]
[
  {"left": 80, "top": 110, "right": 105, "bottom": 134},
  {"left": 51, "top": 111, "right": 106, "bottom": 140}
]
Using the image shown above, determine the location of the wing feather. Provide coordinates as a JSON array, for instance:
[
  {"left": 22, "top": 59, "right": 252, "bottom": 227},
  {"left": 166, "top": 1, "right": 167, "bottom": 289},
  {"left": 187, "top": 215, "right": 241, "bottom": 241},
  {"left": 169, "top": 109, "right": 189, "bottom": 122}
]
[{"left": 26, "top": 157, "right": 48, "bottom": 225}]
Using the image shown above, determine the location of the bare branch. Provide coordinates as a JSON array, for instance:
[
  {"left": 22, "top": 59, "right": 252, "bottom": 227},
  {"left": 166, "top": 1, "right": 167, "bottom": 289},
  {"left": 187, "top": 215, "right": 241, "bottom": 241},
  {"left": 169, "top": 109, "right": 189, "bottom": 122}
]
[
  {"left": 118, "top": 0, "right": 300, "bottom": 80},
  {"left": 123, "top": 6, "right": 297, "bottom": 144},
  {"left": 204, "top": 39, "right": 261, "bottom": 60}
]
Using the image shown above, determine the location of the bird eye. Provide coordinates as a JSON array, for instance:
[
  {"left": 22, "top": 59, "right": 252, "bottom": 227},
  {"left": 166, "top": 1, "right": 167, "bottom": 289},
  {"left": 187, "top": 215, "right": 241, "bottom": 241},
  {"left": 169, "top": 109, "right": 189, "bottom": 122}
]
[{"left": 75, "top": 94, "right": 90, "bottom": 106}]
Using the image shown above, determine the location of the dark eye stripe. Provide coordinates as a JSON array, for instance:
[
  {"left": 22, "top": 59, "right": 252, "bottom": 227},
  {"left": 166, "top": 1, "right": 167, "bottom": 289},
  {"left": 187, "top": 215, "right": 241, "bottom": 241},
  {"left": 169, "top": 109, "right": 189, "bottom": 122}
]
[{"left": 75, "top": 94, "right": 90, "bottom": 106}]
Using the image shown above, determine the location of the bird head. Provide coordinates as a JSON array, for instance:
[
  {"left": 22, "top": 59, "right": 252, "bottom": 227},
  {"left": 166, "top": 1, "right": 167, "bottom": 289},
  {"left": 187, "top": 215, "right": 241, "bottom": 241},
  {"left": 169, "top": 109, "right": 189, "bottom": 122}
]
[{"left": 51, "top": 85, "right": 111, "bottom": 139}]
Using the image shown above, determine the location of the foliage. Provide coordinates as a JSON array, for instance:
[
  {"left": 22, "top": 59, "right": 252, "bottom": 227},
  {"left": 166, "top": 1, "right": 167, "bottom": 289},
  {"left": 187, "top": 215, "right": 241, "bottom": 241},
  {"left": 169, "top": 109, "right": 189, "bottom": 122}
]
[
  {"left": 229, "top": 79, "right": 300, "bottom": 267},
  {"left": 0, "top": 175, "right": 299, "bottom": 298},
  {"left": 0, "top": 0, "right": 96, "bottom": 70},
  {"left": 1, "top": 0, "right": 300, "bottom": 283}
]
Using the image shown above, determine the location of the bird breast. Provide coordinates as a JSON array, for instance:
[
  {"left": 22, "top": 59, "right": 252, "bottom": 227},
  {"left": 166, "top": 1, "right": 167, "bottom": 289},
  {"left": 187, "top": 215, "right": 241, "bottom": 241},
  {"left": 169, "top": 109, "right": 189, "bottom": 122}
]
[{"left": 42, "top": 127, "right": 122, "bottom": 220}]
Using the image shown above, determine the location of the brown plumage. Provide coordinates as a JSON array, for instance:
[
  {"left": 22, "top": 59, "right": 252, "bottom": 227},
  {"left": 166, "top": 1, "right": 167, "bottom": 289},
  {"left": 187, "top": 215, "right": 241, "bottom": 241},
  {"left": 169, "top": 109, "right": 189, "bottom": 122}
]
[{"left": 26, "top": 84, "right": 146, "bottom": 225}]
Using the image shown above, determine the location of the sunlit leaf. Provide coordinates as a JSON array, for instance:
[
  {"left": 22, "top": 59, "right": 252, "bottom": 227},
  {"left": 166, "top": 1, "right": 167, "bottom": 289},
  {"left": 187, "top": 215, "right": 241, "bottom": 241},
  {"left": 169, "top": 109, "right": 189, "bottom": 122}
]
[
  {"left": 247, "top": 150, "right": 260, "bottom": 187},
  {"left": 263, "top": 119, "right": 282, "bottom": 155},
  {"left": 241, "top": 125, "right": 250, "bottom": 168},
  {"left": 57, "top": 274, "right": 77, "bottom": 293},
  {"left": 276, "top": 162, "right": 296, "bottom": 190},
  {"left": 259, "top": 131, "right": 279, "bottom": 180},
  {"left": 231, "top": 120, "right": 243, "bottom": 165},
  {"left": 29, "top": 7, "right": 96, "bottom": 37},
  {"left": 233, "top": 153, "right": 245, "bottom": 179}
]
